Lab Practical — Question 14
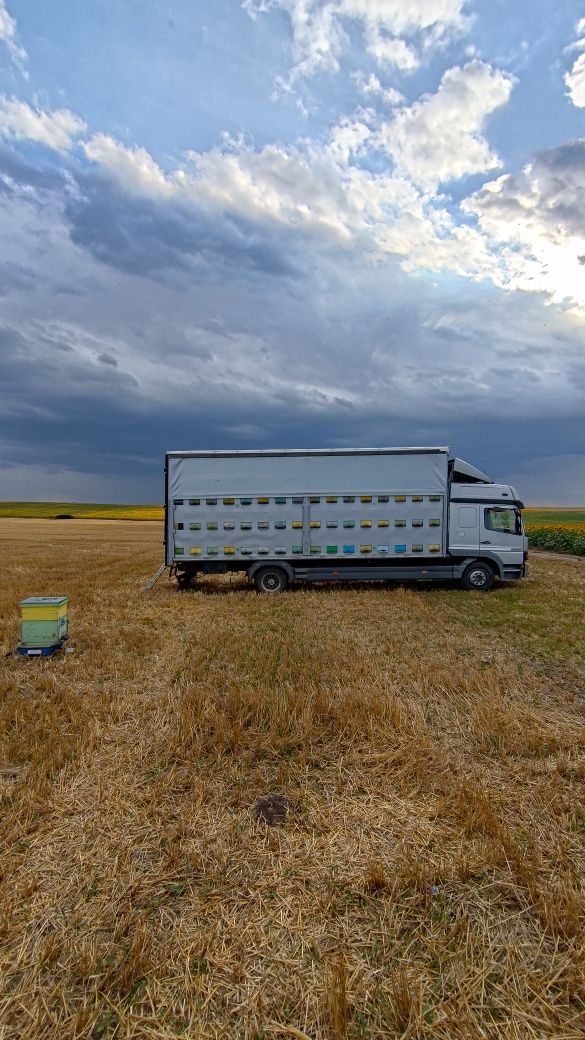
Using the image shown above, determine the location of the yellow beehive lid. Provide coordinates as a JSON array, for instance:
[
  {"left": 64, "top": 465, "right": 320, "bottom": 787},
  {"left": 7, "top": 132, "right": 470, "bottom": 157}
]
[{"left": 20, "top": 596, "right": 68, "bottom": 621}]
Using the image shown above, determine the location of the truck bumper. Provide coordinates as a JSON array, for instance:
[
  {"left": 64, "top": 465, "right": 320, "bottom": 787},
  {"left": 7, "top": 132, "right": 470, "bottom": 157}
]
[{"left": 501, "top": 564, "right": 526, "bottom": 582}]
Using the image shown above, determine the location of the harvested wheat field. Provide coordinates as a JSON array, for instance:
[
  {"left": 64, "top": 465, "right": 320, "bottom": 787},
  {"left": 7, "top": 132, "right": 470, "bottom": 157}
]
[{"left": 0, "top": 519, "right": 584, "bottom": 1040}]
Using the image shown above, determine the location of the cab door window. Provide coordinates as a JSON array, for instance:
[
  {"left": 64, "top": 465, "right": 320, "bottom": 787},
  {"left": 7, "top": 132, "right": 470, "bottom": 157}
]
[{"left": 484, "top": 507, "right": 520, "bottom": 535}]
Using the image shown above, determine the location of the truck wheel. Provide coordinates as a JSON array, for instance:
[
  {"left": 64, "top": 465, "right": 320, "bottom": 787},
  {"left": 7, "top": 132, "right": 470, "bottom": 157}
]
[
  {"left": 461, "top": 561, "right": 494, "bottom": 591},
  {"left": 254, "top": 567, "right": 289, "bottom": 593}
]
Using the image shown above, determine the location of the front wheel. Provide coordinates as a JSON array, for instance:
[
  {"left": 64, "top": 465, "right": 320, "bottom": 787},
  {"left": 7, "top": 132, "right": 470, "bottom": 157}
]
[
  {"left": 461, "top": 561, "right": 494, "bottom": 592},
  {"left": 254, "top": 566, "right": 289, "bottom": 593}
]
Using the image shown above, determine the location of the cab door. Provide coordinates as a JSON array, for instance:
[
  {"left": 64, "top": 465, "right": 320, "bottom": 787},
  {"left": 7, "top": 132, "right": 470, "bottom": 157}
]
[
  {"left": 449, "top": 504, "right": 479, "bottom": 552},
  {"left": 480, "top": 506, "right": 524, "bottom": 564}
]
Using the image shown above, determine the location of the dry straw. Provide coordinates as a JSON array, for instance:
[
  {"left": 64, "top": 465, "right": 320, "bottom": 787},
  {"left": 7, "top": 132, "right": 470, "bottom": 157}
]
[{"left": 0, "top": 519, "right": 583, "bottom": 1038}]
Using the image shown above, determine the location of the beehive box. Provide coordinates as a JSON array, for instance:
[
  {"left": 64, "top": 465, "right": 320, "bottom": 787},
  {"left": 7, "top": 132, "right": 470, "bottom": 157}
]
[{"left": 19, "top": 597, "right": 69, "bottom": 649}]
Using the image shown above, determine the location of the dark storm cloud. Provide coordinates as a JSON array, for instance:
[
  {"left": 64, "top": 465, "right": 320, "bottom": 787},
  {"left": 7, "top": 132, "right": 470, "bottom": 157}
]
[
  {"left": 0, "top": 325, "right": 27, "bottom": 364},
  {"left": 63, "top": 172, "right": 299, "bottom": 279},
  {"left": 0, "top": 147, "right": 67, "bottom": 195},
  {"left": 97, "top": 351, "right": 118, "bottom": 367},
  {"left": 2, "top": 370, "right": 584, "bottom": 503},
  {"left": 468, "top": 137, "right": 585, "bottom": 237},
  {"left": 0, "top": 145, "right": 299, "bottom": 281},
  {"left": 0, "top": 322, "right": 138, "bottom": 427}
]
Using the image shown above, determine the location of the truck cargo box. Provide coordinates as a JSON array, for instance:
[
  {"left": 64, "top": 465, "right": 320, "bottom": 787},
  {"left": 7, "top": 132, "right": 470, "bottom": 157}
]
[{"left": 165, "top": 448, "right": 449, "bottom": 566}]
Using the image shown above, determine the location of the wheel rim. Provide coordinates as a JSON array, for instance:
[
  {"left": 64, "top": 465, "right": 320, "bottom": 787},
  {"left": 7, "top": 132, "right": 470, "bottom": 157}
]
[
  {"left": 262, "top": 573, "right": 280, "bottom": 591},
  {"left": 468, "top": 567, "right": 487, "bottom": 587}
]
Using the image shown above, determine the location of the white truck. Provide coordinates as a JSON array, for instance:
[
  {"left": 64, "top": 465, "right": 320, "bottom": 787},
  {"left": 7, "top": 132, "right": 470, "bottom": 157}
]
[{"left": 165, "top": 447, "right": 527, "bottom": 592}]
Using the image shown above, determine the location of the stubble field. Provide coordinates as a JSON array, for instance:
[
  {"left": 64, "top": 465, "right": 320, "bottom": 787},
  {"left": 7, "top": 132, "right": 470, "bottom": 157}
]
[{"left": 0, "top": 519, "right": 584, "bottom": 1040}]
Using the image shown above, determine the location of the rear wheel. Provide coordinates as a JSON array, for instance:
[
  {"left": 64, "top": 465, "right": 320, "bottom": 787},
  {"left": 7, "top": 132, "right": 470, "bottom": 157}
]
[
  {"left": 254, "top": 566, "right": 289, "bottom": 593},
  {"left": 461, "top": 561, "right": 494, "bottom": 591}
]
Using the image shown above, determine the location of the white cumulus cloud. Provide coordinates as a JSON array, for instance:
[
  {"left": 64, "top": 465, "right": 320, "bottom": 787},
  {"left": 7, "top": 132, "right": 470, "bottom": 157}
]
[
  {"left": 83, "top": 62, "right": 512, "bottom": 239},
  {"left": 83, "top": 127, "right": 371, "bottom": 241},
  {"left": 83, "top": 134, "right": 175, "bottom": 197},
  {"left": 77, "top": 63, "right": 526, "bottom": 301},
  {"left": 78, "top": 59, "right": 585, "bottom": 312},
  {"left": 243, "top": 0, "right": 469, "bottom": 85},
  {"left": 351, "top": 71, "right": 404, "bottom": 106},
  {"left": 565, "top": 17, "right": 585, "bottom": 108},
  {"left": 0, "top": 0, "right": 26, "bottom": 65},
  {"left": 363, "top": 29, "right": 418, "bottom": 71},
  {"left": 339, "top": 0, "right": 468, "bottom": 38},
  {"left": 462, "top": 140, "right": 585, "bottom": 310},
  {"left": 244, "top": 0, "right": 348, "bottom": 84},
  {"left": 0, "top": 96, "right": 85, "bottom": 152},
  {"left": 376, "top": 61, "right": 515, "bottom": 189}
]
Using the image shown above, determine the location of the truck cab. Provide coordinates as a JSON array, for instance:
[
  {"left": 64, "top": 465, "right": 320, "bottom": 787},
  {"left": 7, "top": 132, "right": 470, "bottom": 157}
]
[{"left": 448, "top": 477, "right": 527, "bottom": 586}]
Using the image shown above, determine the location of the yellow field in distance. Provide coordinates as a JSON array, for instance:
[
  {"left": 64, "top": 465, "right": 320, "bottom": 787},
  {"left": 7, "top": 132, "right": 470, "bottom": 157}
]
[
  {"left": 0, "top": 501, "right": 164, "bottom": 520},
  {"left": 523, "top": 508, "right": 585, "bottom": 532}
]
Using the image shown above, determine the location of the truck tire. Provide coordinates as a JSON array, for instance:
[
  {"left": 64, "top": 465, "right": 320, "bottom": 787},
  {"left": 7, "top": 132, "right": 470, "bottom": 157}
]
[
  {"left": 461, "top": 561, "right": 494, "bottom": 591},
  {"left": 254, "top": 566, "right": 289, "bottom": 593}
]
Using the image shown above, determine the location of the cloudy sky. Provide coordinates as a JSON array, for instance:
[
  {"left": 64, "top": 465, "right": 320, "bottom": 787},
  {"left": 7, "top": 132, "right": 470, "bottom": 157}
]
[{"left": 0, "top": 0, "right": 584, "bottom": 504}]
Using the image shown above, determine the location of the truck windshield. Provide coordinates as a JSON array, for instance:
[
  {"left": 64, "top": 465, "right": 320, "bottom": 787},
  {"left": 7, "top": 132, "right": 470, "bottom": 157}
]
[{"left": 484, "top": 507, "right": 522, "bottom": 536}]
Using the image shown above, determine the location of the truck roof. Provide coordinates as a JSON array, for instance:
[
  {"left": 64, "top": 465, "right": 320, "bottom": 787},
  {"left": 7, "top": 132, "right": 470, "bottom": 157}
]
[{"left": 166, "top": 446, "right": 450, "bottom": 458}]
